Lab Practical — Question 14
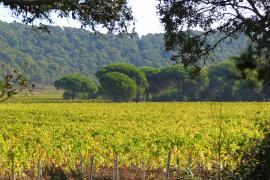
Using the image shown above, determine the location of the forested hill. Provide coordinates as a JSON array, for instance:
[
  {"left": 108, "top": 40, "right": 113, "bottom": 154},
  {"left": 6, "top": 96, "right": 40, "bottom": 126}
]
[{"left": 0, "top": 21, "right": 249, "bottom": 84}]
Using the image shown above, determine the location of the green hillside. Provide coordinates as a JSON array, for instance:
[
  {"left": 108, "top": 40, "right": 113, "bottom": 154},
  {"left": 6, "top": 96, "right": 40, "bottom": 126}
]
[{"left": 0, "top": 21, "right": 249, "bottom": 84}]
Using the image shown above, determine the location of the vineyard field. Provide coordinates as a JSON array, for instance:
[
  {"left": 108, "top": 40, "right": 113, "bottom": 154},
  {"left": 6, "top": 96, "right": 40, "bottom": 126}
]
[{"left": 0, "top": 102, "right": 269, "bottom": 179}]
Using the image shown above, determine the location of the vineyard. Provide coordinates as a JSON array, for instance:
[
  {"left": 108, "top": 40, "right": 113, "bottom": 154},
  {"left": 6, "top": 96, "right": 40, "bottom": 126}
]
[{"left": 0, "top": 102, "right": 269, "bottom": 179}]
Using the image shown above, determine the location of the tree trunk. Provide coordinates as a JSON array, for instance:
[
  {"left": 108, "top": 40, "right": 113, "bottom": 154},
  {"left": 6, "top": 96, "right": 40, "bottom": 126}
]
[
  {"left": 136, "top": 93, "right": 140, "bottom": 103},
  {"left": 72, "top": 90, "right": 76, "bottom": 100},
  {"left": 177, "top": 81, "right": 183, "bottom": 101},
  {"left": 146, "top": 91, "right": 149, "bottom": 102}
]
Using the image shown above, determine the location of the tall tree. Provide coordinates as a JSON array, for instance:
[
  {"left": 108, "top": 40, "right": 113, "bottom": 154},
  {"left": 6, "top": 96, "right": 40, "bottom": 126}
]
[
  {"left": 151, "top": 65, "right": 208, "bottom": 101},
  {"left": 98, "top": 72, "right": 137, "bottom": 102},
  {"left": 202, "top": 61, "right": 239, "bottom": 101},
  {"left": 96, "top": 63, "right": 148, "bottom": 102},
  {"left": 54, "top": 74, "right": 97, "bottom": 100},
  {"left": 140, "top": 66, "right": 160, "bottom": 101},
  {"left": 1, "top": 0, "right": 134, "bottom": 33},
  {"left": 157, "top": 0, "right": 270, "bottom": 68},
  {"left": 233, "top": 50, "right": 267, "bottom": 100},
  {"left": 153, "top": 65, "right": 187, "bottom": 100}
]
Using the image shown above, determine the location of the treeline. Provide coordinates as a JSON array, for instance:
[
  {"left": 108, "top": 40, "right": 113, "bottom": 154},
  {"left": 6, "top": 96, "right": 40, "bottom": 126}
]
[
  {"left": 0, "top": 21, "right": 249, "bottom": 84},
  {"left": 55, "top": 61, "right": 270, "bottom": 102}
]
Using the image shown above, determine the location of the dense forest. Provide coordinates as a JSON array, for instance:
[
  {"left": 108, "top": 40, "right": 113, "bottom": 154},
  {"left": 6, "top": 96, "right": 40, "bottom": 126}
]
[
  {"left": 0, "top": 21, "right": 249, "bottom": 84},
  {"left": 54, "top": 61, "right": 270, "bottom": 102}
]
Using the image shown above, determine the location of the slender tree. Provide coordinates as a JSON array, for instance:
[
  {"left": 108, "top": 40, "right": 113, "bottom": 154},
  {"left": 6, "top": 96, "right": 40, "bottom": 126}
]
[
  {"left": 0, "top": 64, "right": 30, "bottom": 102},
  {"left": 140, "top": 66, "right": 160, "bottom": 101}
]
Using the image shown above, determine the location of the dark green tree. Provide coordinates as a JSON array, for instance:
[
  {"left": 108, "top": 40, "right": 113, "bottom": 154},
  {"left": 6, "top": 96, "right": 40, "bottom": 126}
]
[
  {"left": 157, "top": 0, "right": 270, "bottom": 69},
  {"left": 139, "top": 66, "right": 160, "bottom": 101},
  {"left": 54, "top": 74, "right": 97, "bottom": 100},
  {"left": 152, "top": 65, "right": 209, "bottom": 101},
  {"left": 233, "top": 47, "right": 270, "bottom": 100},
  {"left": 96, "top": 63, "right": 148, "bottom": 102},
  {"left": 99, "top": 72, "right": 137, "bottom": 102},
  {"left": 182, "top": 68, "right": 209, "bottom": 101},
  {"left": 1, "top": 0, "right": 134, "bottom": 34},
  {"left": 202, "top": 61, "right": 238, "bottom": 101},
  {"left": 152, "top": 65, "right": 187, "bottom": 100},
  {"left": 232, "top": 54, "right": 264, "bottom": 101},
  {"left": 200, "top": 60, "right": 263, "bottom": 101},
  {"left": 232, "top": 78, "right": 263, "bottom": 101}
]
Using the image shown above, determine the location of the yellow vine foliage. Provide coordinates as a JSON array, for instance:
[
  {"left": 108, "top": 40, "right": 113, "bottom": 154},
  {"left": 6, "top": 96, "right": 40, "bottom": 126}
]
[{"left": 0, "top": 102, "right": 268, "bottom": 175}]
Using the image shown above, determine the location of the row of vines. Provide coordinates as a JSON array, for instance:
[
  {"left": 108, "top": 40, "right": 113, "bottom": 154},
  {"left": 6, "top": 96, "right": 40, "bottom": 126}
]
[{"left": 0, "top": 102, "right": 268, "bottom": 178}]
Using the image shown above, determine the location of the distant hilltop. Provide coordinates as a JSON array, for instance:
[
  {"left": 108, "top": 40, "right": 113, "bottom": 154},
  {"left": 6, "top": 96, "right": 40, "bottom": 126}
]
[{"left": 0, "top": 21, "right": 249, "bottom": 84}]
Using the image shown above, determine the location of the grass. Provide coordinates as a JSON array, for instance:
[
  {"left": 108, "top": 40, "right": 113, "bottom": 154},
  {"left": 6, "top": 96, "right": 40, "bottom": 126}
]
[{"left": 6, "top": 88, "right": 65, "bottom": 103}]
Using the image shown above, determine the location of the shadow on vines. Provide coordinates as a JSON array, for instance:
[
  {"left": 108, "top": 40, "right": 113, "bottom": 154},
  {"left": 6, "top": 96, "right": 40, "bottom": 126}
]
[{"left": 233, "top": 119, "right": 270, "bottom": 179}]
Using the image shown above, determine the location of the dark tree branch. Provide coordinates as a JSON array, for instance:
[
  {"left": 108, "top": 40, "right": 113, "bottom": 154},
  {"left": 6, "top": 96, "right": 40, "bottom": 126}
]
[
  {"left": 158, "top": 0, "right": 270, "bottom": 67},
  {"left": 0, "top": 0, "right": 135, "bottom": 34}
]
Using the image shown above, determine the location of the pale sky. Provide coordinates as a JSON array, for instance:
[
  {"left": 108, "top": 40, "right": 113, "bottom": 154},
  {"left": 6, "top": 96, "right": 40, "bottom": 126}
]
[{"left": 0, "top": 0, "right": 164, "bottom": 36}]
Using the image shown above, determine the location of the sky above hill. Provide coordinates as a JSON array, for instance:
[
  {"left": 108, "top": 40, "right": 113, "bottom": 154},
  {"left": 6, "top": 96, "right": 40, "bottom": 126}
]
[{"left": 0, "top": 0, "right": 164, "bottom": 36}]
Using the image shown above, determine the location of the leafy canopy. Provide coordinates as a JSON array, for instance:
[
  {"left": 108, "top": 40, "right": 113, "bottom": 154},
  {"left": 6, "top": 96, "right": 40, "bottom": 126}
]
[
  {"left": 96, "top": 63, "right": 148, "bottom": 96},
  {"left": 0, "top": 21, "right": 250, "bottom": 85},
  {"left": 55, "top": 74, "right": 96, "bottom": 91},
  {"left": 150, "top": 65, "right": 209, "bottom": 100},
  {"left": 157, "top": 0, "right": 270, "bottom": 67},
  {"left": 99, "top": 72, "right": 137, "bottom": 102},
  {"left": 1, "top": 0, "right": 134, "bottom": 33},
  {"left": 54, "top": 74, "right": 97, "bottom": 99}
]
